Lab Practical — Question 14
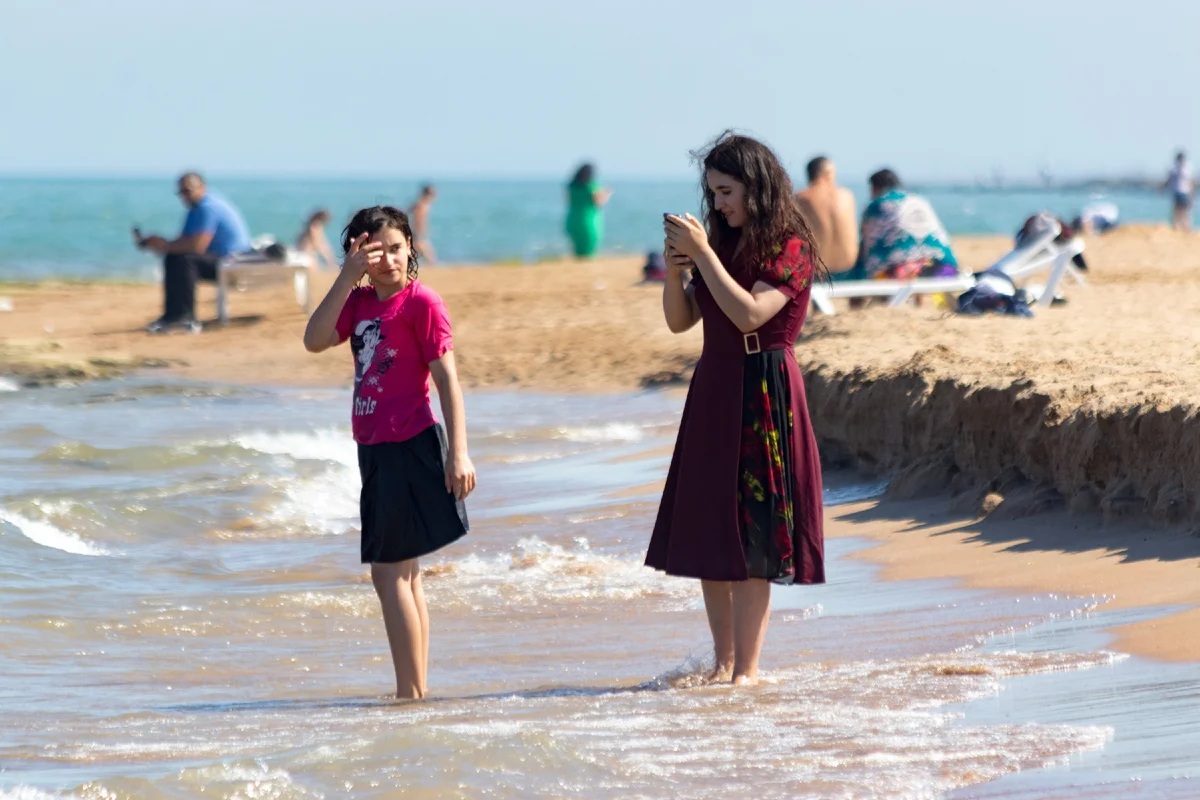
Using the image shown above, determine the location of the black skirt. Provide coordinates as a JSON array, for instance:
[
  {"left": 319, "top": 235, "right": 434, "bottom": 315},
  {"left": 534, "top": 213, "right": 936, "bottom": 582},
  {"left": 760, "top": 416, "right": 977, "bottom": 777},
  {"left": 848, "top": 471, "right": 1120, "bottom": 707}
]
[{"left": 357, "top": 424, "right": 469, "bottom": 564}]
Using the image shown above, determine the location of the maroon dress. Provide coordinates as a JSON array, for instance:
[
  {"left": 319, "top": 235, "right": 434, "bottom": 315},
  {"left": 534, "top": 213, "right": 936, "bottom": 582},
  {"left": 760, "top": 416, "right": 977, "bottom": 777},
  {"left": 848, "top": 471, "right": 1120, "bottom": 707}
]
[{"left": 645, "top": 236, "right": 825, "bottom": 584}]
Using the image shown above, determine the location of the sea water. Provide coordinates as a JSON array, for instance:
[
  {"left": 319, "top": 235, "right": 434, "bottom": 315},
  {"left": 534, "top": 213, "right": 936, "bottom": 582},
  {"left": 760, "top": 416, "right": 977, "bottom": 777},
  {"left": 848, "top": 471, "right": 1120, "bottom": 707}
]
[
  {"left": 0, "top": 177, "right": 1185, "bottom": 281},
  {"left": 3, "top": 380, "right": 1200, "bottom": 797}
]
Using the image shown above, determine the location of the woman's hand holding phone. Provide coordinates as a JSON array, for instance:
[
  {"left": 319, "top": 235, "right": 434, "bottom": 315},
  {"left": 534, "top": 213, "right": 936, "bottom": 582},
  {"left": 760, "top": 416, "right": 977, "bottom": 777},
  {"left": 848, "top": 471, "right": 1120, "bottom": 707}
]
[
  {"left": 663, "top": 213, "right": 708, "bottom": 259},
  {"left": 664, "top": 244, "right": 694, "bottom": 275}
]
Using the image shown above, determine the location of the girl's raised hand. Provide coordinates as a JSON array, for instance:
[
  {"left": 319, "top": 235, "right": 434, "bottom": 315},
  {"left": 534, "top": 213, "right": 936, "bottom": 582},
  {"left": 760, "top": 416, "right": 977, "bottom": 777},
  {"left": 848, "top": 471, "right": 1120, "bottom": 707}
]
[
  {"left": 664, "top": 213, "right": 708, "bottom": 259},
  {"left": 341, "top": 232, "right": 382, "bottom": 281}
]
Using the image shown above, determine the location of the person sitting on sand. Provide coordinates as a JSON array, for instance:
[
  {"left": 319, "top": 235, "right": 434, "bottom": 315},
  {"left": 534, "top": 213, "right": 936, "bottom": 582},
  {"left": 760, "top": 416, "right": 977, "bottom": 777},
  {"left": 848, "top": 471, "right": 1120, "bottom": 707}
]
[
  {"left": 302, "top": 205, "right": 475, "bottom": 700},
  {"left": 296, "top": 209, "right": 339, "bottom": 270},
  {"left": 795, "top": 156, "right": 858, "bottom": 274},
  {"left": 838, "top": 169, "right": 959, "bottom": 281},
  {"left": 642, "top": 251, "right": 667, "bottom": 282},
  {"left": 409, "top": 184, "right": 438, "bottom": 264},
  {"left": 133, "top": 173, "right": 251, "bottom": 333}
]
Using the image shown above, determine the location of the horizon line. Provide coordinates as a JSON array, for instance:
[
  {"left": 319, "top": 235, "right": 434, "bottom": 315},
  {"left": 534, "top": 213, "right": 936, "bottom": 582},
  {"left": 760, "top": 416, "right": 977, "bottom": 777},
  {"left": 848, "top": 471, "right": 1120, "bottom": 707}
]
[{"left": 0, "top": 169, "right": 1168, "bottom": 187}]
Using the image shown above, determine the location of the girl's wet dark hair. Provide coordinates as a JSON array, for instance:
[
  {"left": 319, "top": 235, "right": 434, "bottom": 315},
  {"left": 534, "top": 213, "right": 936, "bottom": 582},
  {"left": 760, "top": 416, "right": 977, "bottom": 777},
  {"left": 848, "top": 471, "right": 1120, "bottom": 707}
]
[
  {"left": 692, "top": 131, "right": 827, "bottom": 284},
  {"left": 341, "top": 205, "right": 419, "bottom": 280}
]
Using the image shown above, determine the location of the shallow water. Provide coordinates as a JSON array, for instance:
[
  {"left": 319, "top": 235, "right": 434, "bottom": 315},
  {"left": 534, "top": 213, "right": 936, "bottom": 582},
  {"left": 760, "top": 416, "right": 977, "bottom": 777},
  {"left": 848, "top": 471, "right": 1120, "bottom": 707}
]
[{"left": 1, "top": 381, "right": 1197, "bottom": 798}]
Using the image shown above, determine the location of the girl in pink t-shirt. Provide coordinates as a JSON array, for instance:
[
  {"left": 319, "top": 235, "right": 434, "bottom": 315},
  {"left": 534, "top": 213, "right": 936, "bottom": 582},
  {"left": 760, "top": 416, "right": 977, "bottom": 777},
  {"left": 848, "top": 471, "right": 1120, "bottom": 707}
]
[{"left": 303, "top": 205, "right": 475, "bottom": 700}]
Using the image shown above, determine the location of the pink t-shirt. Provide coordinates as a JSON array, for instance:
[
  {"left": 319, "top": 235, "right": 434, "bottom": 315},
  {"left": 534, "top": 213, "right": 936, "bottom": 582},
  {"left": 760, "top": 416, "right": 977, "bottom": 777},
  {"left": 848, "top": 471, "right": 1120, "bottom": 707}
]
[{"left": 335, "top": 281, "right": 453, "bottom": 445}]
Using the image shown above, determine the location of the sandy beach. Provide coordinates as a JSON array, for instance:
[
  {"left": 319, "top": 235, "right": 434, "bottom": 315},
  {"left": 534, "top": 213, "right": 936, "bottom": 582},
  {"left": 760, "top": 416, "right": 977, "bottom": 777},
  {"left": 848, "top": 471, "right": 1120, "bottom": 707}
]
[{"left": 3, "top": 226, "right": 1200, "bottom": 664}]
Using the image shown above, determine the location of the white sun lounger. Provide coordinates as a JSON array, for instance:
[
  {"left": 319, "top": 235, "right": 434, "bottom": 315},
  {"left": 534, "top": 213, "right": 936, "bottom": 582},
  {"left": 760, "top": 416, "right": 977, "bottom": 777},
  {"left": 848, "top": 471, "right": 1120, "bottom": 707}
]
[
  {"left": 1019, "top": 235, "right": 1086, "bottom": 307},
  {"left": 808, "top": 272, "right": 976, "bottom": 316},
  {"left": 214, "top": 249, "right": 316, "bottom": 324},
  {"left": 991, "top": 219, "right": 1088, "bottom": 287},
  {"left": 986, "top": 219, "right": 1088, "bottom": 306},
  {"left": 810, "top": 218, "right": 1089, "bottom": 315}
]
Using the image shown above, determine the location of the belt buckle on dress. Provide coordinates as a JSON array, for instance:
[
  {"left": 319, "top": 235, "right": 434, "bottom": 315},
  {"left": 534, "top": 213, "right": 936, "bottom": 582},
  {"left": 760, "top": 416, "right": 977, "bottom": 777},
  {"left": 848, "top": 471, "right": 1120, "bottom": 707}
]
[{"left": 744, "top": 332, "right": 761, "bottom": 355}]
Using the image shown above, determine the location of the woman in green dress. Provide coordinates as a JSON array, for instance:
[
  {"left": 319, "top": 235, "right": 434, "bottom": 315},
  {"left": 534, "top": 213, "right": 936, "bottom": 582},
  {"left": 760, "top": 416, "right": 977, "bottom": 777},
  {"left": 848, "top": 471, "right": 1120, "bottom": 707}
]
[{"left": 565, "top": 163, "right": 612, "bottom": 258}]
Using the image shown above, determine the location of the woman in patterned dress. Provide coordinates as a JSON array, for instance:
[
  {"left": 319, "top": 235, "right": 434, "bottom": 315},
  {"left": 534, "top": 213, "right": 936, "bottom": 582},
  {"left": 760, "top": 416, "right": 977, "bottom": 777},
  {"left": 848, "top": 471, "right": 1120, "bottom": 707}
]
[{"left": 646, "top": 133, "right": 828, "bottom": 686}]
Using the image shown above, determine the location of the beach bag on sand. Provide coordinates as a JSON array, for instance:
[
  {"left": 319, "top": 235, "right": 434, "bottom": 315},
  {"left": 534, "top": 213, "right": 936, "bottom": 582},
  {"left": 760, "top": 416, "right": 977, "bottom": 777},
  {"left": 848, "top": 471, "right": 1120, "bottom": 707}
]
[{"left": 957, "top": 269, "right": 1033, "bottom": 317}]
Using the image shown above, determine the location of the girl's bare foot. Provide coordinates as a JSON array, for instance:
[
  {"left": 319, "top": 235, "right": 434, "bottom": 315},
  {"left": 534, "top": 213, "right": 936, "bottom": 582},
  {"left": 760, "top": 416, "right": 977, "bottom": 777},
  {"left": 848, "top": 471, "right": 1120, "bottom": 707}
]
[{"left": 731, "top": 673, "right": 759, "bottom": 687}]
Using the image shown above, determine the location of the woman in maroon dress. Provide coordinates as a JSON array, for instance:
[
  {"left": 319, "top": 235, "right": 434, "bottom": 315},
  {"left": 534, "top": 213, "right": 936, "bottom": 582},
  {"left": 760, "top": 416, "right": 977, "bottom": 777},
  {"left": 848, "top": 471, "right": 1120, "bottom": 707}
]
[{"left": 646, "top": 133, "right": 828, "bottom": 685}]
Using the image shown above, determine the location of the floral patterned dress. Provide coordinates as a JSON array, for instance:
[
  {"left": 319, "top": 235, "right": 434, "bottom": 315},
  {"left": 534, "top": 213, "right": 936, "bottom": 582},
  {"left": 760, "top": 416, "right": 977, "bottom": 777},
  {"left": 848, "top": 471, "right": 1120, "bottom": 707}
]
[{"left": 646, "top": 235, "right": 825, "bottom": 585}]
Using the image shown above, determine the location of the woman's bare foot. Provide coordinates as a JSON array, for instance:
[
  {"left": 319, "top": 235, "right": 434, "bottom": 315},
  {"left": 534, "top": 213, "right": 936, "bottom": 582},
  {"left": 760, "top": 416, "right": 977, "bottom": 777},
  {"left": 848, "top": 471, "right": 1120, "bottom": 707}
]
[
  {"left": 705, "top": 664, "right": 733, "bottom": 684},
  {"left": 731, "top": 673, "right": 759, "bottom": 687}
]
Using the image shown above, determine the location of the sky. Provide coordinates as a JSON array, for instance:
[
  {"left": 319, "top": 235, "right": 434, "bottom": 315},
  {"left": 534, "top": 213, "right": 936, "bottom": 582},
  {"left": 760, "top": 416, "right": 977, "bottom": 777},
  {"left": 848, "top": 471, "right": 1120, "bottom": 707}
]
[{"left": 1, "top": 0, "right": 1197, "bottom": 181}]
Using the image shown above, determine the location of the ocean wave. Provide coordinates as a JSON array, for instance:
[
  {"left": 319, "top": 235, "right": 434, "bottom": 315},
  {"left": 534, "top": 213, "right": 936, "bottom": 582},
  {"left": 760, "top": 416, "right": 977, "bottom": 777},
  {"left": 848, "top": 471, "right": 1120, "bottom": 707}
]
[
  {"left": 555, "top": 423, "right": 645, "bottom": 443},
  {"left": 420, "top": 645, "right": 1114, "bottom": 798},
  {"left": 0, "top": 377, "right": 20, "bottom": 392},
  {"left": 257, "top": 536, "right": 696, "bottom": 618},
  {"left": 227, "top": 428, "right": 359, "bottom": 536},
  {"left": 0, "top": 507, "right": 108, "bottom": 556},
  {"left": 231, "top": 428, "right": 355, "bottom": 468},
  {"left": 483, "top": 421, "right": 653, "bottom": 446},
  {"left": 423, "top": 536, "right": 695, "bottom": 611}
]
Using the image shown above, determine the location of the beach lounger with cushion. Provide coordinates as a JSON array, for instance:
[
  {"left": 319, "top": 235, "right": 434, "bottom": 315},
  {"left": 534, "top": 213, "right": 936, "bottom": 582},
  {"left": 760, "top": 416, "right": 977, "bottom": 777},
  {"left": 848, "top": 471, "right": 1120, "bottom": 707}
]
[
  {"left": 987, "top": 218, "right": 1088, "bottom": 306},
  {"left": 992, "top": 219, "right": 1088, "bottom": 286},
  {"left": 214, "top": 249, "right": 316, "bottom": 324},
  {"left": 1018, "top": 235, "right": 1085, "bottom": 307},
  {"left": 808, "top": 273, "right": 976, "bottom": 315},
  {"left": 809, "top": 219, "right": 1089, "bottom": 315}
]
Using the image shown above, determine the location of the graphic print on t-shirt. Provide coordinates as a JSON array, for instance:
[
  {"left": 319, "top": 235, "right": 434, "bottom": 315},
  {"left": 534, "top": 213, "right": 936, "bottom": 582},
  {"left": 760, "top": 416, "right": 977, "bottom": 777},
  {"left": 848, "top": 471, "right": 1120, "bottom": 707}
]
[{"left": 350, "top": 318, "right": 397, "bottom": 416}]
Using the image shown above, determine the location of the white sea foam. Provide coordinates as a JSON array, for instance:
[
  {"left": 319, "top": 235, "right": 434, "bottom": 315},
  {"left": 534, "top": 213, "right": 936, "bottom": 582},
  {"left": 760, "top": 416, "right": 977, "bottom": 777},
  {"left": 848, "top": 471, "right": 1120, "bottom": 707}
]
[
  {"left": 555, "top": 423, "right": 644, "bottom": 443},
  {"left": 0, "top": 788, "right": 74, "bottom": 800},
  {"left": 233, "top": 428, "right": 355, "bottom": 467},
  {"left": 231, "top": 428, "right": 359, "bottom": 535},
  {"left": 0, "top": 507, "right": 108, "bottom": 556},
  {"left": 426, "top": 536, "right": 696, "bottom": 611},
  {"left": 266, "top": 469, "right": 360, "bottom": 536},
  {"left": 0, "top": 377, "right": 20, "bottom": 392}
]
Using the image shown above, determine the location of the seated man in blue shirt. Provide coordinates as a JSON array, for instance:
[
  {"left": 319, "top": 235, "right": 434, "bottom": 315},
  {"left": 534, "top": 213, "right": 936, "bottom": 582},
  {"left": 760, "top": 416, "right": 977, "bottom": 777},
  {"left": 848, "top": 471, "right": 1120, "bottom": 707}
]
[{"left": 133, "top": 172, "right": 251, "bottom": 332}]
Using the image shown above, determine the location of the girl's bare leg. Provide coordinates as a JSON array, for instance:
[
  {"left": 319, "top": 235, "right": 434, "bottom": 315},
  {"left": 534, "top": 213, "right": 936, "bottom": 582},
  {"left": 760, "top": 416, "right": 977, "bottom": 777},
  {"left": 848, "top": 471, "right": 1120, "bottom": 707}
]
[
  {"left": 412, "top": 565, "right": 430, "bottom": 695},
  {"left": 701, "top": 580, "right": 734, "bottom": 681},
  {"left": 731, "top": 578, "right": 771, "bottom": 685},
  {"left": 371, "top": 560, "right": 424, "bottom": 700}
]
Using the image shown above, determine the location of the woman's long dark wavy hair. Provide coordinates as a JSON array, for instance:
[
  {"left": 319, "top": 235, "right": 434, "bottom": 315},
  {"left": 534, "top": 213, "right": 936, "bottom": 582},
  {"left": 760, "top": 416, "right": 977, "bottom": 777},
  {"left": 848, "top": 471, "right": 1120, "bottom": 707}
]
[
  {"left": 692, "top": 131, "right": 827, "bottom": 283},
  {"left": 341, "top": 205, "right": 420, "bottom": 281}
]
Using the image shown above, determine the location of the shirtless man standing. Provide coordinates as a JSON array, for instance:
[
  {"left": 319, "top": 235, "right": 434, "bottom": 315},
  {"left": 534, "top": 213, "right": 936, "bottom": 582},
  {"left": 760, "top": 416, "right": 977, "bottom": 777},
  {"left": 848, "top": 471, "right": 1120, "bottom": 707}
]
[
  {"left": 409, "top": 184, "right": 438, "bottom": 264},
  {"left": 795, "top": 156, "right": 858, "bottom": 274}
]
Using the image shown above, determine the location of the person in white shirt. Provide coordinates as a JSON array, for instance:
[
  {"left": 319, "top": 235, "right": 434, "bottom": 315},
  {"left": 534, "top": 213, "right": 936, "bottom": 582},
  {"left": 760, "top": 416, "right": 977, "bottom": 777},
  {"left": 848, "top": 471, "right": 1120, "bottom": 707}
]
[{"left": 1166, "top": 151, "right": 1194, "bottom": 232}]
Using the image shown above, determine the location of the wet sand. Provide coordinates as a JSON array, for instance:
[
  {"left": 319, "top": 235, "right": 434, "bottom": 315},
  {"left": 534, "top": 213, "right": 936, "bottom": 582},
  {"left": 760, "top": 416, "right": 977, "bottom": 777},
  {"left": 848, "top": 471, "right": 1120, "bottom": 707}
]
[
  {"left": 826, "top": 497, "right": 1200, "bottom": 662},
  {"left": 4, "top": 226, "right": 1200, "bottom": 665}
]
